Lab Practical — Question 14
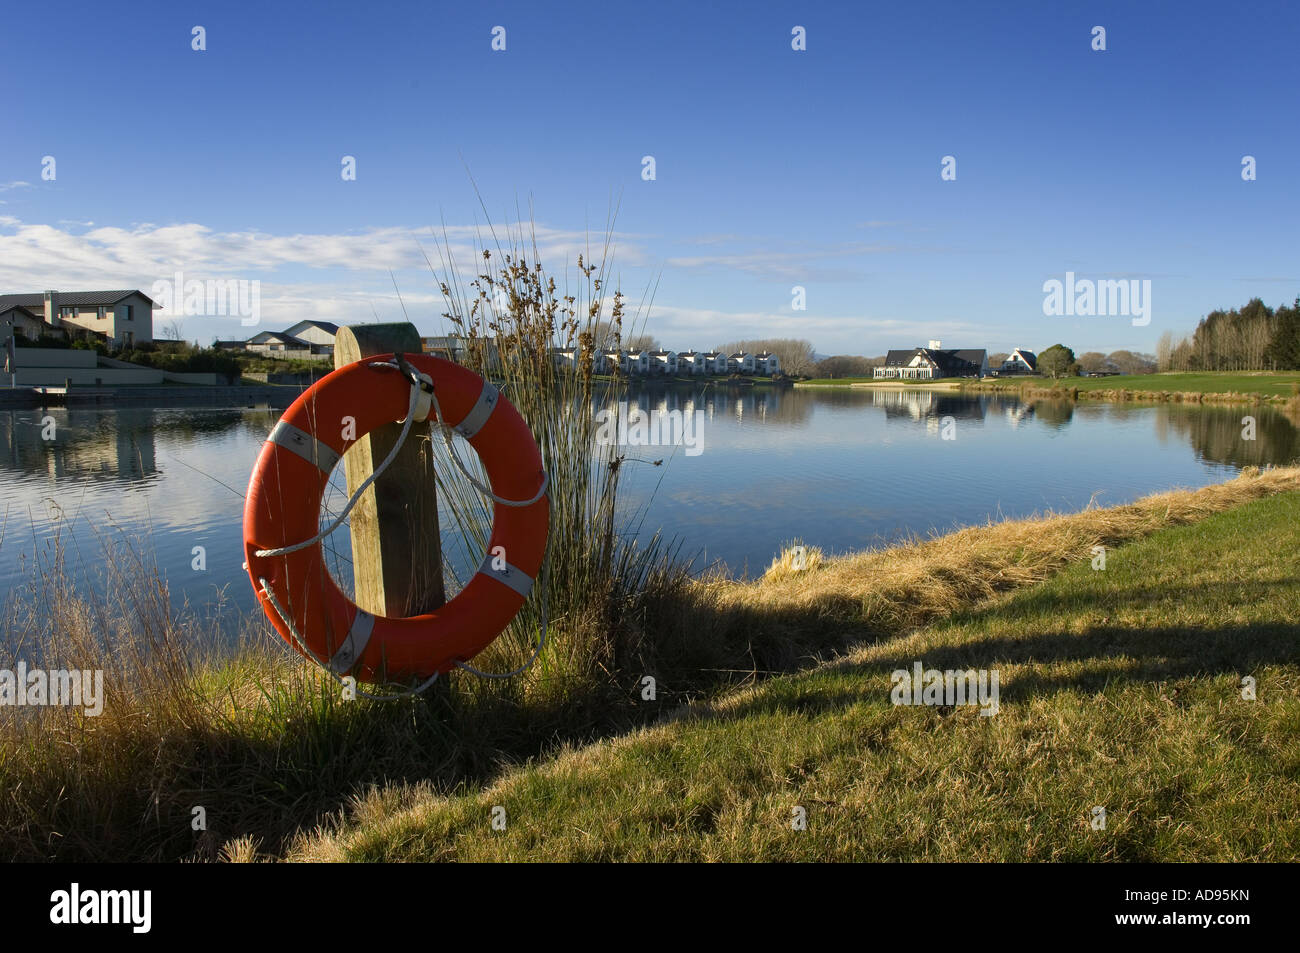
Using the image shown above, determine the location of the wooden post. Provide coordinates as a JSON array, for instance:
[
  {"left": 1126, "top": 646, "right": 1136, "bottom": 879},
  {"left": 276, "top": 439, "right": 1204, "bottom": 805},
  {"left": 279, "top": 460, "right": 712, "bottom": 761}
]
[{"left": 334, "top": 323, "right": 445, "bottom": 621}]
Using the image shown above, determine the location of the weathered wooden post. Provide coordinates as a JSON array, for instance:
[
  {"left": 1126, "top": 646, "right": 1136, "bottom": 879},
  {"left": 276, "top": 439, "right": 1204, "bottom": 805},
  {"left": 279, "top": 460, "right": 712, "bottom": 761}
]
[{"left": 333, "top": 323, "right": 445, "bottom": 635}]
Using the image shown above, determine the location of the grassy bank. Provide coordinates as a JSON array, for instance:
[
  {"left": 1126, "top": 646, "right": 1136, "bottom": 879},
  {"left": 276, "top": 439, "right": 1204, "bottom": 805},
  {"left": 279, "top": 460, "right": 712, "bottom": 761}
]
[
  {"left": 288, "top": 471, "right": 1300, "bottom": 862},
  {"left": 966, "top": 371, "right": 1300, "bottom": 402},
  {"left": 4, "top": 469, "right": 1298, "bottom": 860}
]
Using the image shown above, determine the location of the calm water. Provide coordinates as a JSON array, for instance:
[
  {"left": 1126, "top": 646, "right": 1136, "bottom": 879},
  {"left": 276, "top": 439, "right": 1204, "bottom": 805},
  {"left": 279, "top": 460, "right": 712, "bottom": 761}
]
[{"left": 2, "top": 386, "right": 1297, "bottom": 624}]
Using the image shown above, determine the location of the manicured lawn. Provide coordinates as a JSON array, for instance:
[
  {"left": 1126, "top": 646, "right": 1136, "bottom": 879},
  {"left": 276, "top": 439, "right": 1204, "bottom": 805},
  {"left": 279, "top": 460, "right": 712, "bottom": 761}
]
[{"left": 976, "top": 371, "right": 1300, "bottom": 398}]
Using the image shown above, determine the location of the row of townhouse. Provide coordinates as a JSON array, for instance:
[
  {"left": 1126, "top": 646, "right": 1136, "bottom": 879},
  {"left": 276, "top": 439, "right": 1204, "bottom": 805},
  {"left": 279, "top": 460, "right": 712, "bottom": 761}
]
[{"left": 553, "top": 347, "right": 782, "bottom": 377}]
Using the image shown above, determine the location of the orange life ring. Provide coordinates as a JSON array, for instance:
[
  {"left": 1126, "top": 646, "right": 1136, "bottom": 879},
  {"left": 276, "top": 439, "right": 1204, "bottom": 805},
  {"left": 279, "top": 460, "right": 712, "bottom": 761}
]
[{"left": 242, "top": 352, "right": 549, "bottom": 682}]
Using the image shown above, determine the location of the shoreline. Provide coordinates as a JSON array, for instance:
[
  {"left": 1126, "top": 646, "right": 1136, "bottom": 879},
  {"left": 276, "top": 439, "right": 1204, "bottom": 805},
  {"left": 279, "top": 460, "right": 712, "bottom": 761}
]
[
  {"left": 4, "top": 465, "right": 1299, "bottom": 861},
  {"left": 0, "top": 384, "right": 303, "bottom": 409}
]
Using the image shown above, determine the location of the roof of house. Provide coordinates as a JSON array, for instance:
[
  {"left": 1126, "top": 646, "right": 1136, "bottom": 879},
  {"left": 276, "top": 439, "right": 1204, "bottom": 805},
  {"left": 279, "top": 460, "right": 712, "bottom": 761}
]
[
  {"left": 248, "top": 331, "right": 309, "bottom": 347},
  {"left": 285, "top": 320, "right": 339, "bottom": 335},
  {"left": 1010, "top": 348, "right": 1037, "bottom": 368},
  {"left": 0, "top": 290, "right": 156, "bottom": 309},
  {"left": 883, "top": 349, "right": 921, "bottom": 367},
  {"left": 884, "top": 347, "right": 986, "bottom": 374},
  {"left": 0, "top": 303, "right": 42, "bottom": 319}
]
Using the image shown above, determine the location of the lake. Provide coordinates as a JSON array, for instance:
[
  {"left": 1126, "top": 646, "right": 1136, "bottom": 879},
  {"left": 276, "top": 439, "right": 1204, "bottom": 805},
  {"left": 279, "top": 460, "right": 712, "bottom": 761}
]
[{"left": 2, "top": 385, "right": 1297, "bottom": 630}]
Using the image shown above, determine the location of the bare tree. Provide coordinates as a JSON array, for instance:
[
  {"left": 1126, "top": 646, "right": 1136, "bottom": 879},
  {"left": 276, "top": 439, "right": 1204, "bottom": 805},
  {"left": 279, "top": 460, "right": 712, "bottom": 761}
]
[{"left": 717, "top": 338, "right": 817, "bottom": 376}]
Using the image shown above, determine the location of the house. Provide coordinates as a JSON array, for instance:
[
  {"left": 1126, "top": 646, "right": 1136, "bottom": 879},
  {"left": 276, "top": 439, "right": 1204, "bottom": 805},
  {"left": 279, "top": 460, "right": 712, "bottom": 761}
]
[
  {"left": 626, "top": 349, "right": 650, "bottom": 375},
  {"left": 243, "top": 330, "right": 325, "bottom": 360},
  {"left": 422, "top": 335, "right": 469, "bottom": 363},
  {"left": 649, "top": 350, "right": 678, "bottom": 375},
  {"left": 677, "top": 350, "right": 708, "bottom": 375},
  {"left": 999, "top": 348, "right": 1037, "bottom": 375},
  {"left": 601, "top": 348, "right": 626, "bottom": 374},
  {"left": 1, "top": 303, "right": 64, "bottom": 341},
  {"left": 703, "top": 351, "right": 728, "bottom": 374},
  {"left": 727, "top": 352, "right": 755, "bottom": 374},
  {"left": 873, "top": 342, "right": 988, "bottom": 380},
  {"left": 755, "top": 351, "right": 781, "bottom": 376},
  {"left": 283, "top": 320, "right": 339, "bottom": 355},
  {"left": 0, "top": 290, "right": 155, "bottom": 346}
]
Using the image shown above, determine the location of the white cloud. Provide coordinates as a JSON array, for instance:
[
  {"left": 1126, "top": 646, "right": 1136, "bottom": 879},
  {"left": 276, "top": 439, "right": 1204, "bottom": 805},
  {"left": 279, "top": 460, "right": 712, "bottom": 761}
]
[
  {"left": 666, "top": 242, "right": 898, "bottom": 282},
  {"left": 0, "top": 216, "right": 649, "bottom": 292}
]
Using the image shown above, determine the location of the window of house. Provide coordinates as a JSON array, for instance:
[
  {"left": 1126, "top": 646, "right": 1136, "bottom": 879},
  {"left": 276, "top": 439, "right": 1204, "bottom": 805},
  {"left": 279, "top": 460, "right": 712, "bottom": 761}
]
[{"left": 125, "top": 305, "right": 134, "bottom": 322}]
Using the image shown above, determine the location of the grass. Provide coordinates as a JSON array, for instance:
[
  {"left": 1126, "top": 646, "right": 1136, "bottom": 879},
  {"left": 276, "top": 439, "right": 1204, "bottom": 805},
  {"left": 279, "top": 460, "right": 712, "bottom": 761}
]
[
  {"left": 968, "top": 371, "right": 1300, "bottom": 400},
  {"left": 5, "top": 466, "right": 1298, "bottom": 861},
  {"left": 288, "top": 475, "right": 1300, "bottom": 862}
]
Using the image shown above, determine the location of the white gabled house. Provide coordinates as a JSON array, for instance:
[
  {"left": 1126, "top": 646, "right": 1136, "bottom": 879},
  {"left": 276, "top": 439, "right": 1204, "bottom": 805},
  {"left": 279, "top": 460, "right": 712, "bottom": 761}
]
[
  {"left": 677, "top": 350, "right": 707, "bottom": 375},
  {"left": 600, "top": 348, "right": 626, "bottom": 374},
  {"left": 727, "top": 352, "right": 755, "bottom": 374},
  {"left": 626, "top": 349, "right": 651, "bottom": 375},
  {"left": 1000, "top": 348, "right": 1038, "bottom": 375},
  {"left": 649, "top": 349, "right": 678, "bottom": 375},
  {"left": 755, "top": 351, "right": 781, "bottom": 376}
]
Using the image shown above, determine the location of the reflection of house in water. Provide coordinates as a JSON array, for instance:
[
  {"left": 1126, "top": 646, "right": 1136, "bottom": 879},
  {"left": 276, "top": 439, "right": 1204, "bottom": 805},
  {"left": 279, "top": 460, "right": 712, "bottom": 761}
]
[
  {"left": 1004, "top": 402, "right": 1035, "bottom": 428},
  {"left": 617, "top": 382, "right": 811, "bottom": 430},
  {"left": 1, "top": 409, "right": 159, "bottom": 482},
  {"left": 868, "top": 388, "right": 988, "bottom": 423}
]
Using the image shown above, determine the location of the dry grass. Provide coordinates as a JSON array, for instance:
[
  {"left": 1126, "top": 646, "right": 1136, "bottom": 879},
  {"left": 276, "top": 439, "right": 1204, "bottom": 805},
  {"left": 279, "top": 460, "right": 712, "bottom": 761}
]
[
  {"left": 288, "top": 477, "right": 1300, "bottom": 862},
  {"left": 4, "top": 468, "right": 1297, "bottom": 861},
  {"left": 650, "top": 465, "right": 1300, "bottom": 680}
]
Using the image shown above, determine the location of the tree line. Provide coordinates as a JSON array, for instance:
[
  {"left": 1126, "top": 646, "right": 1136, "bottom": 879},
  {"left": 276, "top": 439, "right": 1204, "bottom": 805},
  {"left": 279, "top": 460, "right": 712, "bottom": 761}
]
[{"left": 1158, "top": 296, "right": 1300, "bottom": 371}]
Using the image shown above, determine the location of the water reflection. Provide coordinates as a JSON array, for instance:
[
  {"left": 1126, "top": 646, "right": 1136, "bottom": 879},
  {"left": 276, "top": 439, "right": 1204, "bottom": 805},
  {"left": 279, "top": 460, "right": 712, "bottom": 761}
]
[
  {"left": 0, "top": 389, "right": 1297, "bottom": 611},
  {"left": 1155, "top": 403, "right": 1300, "bottom": 468}
]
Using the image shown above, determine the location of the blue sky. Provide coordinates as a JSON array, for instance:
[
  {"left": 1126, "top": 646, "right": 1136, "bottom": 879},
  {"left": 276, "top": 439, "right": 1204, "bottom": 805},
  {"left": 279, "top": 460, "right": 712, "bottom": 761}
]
[{"left": 2, "top": 0, "right": 1296, "bottom": 356}]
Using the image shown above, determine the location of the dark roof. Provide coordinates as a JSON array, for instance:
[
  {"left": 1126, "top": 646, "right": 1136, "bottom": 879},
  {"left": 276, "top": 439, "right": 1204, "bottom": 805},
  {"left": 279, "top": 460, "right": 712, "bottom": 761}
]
[
  {"left": 884, "top": 347, "right": 986, "bottom": 374},
  {"left": 883, "top": 349, "right": 921, "bottom": 367},
  {"left": 1010, "top": 349, "right": 1037, "bottom": 369},
  {"left": 286, "top": 319, "right": 339, "bottom": 334},
  {"left": 0, "top": 303, "right": 42, "bottom": 319},
  {"left": 0, "top": 290, "right": 155, "bottom": 309},
  {"left": 248, "top": 331, "right": 308, "bottom": 347}
]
